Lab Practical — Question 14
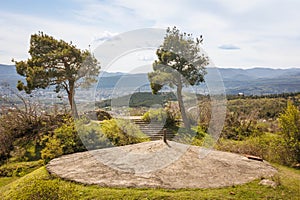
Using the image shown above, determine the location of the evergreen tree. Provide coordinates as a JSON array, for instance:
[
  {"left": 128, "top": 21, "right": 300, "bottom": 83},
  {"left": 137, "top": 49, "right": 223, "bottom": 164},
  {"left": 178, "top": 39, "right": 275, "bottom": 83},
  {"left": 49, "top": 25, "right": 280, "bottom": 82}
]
[
  {"left": 13, "top": 32, "right": 100, "bottom": 117},
  {"left": 148, "top": 27, "right": 208, "bottom": 130}
]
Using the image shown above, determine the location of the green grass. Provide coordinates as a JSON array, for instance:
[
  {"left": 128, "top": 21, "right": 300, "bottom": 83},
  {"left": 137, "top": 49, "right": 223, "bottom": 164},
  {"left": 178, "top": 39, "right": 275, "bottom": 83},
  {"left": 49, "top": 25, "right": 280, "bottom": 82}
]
[
  {"left": 0, "top": 160, "right": 43, "bottom": 177},
  {"left": 0, "top": 164, "right": 299, "bottom": 200},
  {"left": 0, "top": 177, "right": 18, "bottom": 187}
]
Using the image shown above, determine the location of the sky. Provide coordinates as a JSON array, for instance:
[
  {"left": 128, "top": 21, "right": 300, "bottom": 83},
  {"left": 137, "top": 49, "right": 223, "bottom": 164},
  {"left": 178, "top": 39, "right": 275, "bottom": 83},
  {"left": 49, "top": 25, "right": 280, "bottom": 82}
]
[{"left": 0, "top": 0, "right": 300, "bottom": 72}]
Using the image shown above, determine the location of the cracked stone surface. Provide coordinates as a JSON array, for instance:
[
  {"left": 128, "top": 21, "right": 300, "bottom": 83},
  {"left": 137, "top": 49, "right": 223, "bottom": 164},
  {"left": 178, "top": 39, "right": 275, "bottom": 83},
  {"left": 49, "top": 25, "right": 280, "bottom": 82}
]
[{"left": 47, "top": 140, "right": 277, "bottom": 189}]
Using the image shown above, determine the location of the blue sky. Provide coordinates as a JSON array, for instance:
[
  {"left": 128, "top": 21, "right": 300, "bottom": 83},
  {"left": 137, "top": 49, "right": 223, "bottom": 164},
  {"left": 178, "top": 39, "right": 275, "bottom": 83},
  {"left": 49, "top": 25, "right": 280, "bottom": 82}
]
[{"left": 0, "top": 0, "right": 300, "bottom": 71}]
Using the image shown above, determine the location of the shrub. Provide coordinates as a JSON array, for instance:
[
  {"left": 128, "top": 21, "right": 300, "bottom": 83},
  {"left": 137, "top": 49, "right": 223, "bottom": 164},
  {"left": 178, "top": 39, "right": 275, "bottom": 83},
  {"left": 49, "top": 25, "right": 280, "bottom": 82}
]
[
  {"left": 164, "top": 101, "right": 181, "bottom": 123},
  {"left": 40, "top": 135, "right": 64, "bottom": 164},
  {"left": 216, "top": 133, "right": 289, "bottom": 165},
  {"left": 278, "top": 101, "right": 300, "bottom": 165},
  {"left": 142, "top": 107, "right": 177, "bottom": 127},
  {"left": 142, "top": 108, "right": 167, "bottom": 122},
  {"left": 40, "top": 117, "right": 85, "bottom": 163},
  {"left": 0, "top": 160, "right": 43, "bottom": 177},
  {"left": 221, "top": 111, "right": 264, "bottom": 140},
  {"left": 83, "top": 109, "right": 112, "bottom": 121},
  {"left": 100, "top": 119, "right": 149, "bottom": 146},
  {"left": 0, "top": 96, "right": 69, "bottom": 163},
  {"left": 40, "top": 116, "right": 150, "bottom": 163},
  {"left": 76, "top": 121, "right": 112, "bottom": 150}
]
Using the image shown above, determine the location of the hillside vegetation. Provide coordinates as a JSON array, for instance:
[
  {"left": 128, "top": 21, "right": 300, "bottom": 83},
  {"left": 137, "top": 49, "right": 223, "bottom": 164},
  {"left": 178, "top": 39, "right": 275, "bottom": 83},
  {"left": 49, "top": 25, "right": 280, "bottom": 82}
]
[{"left": 0, "top": 93, "right": 299, "bottom": 199}]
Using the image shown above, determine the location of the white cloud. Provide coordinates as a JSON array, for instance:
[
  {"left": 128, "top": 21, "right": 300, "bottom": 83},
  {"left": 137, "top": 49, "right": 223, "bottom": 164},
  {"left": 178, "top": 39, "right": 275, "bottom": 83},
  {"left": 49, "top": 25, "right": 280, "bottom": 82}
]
[
  {"left": 1, "top": 0, "right": 300, "bottom": 69},
  {"left": 0, "top": 11, "right": 117, "bottom": 64},
  {"left": 136, "top": 52, "right": 156, "bottom": 62},
  {"left": 93, "top": 31, "right": 118, "bottom": 42},
  {"left": 214, "top": 0, "right": 263, "bottom": 13},
  {"left": 218, "top": 44, "right": 240, "bottom": 50}
]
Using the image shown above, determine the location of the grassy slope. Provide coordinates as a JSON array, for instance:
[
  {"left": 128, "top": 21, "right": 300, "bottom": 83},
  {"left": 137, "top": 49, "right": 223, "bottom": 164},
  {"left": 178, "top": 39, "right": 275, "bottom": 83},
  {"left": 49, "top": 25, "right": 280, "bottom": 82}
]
[{"left": 0, "top": 164, "right": 299, "bottom": 200}]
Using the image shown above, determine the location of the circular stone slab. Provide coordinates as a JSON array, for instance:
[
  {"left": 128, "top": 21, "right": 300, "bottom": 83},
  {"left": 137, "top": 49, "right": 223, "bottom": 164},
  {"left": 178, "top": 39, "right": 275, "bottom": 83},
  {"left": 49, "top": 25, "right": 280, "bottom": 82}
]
[{"left": 46, "top": 141, "right": 277, "bottom": 189}]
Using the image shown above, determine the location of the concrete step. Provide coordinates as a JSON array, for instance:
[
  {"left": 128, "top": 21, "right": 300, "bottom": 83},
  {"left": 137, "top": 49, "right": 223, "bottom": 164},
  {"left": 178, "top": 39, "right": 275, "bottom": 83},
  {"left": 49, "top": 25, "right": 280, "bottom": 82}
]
[{"left": 132, "top": 118, "right": 176, "bottom": 141}]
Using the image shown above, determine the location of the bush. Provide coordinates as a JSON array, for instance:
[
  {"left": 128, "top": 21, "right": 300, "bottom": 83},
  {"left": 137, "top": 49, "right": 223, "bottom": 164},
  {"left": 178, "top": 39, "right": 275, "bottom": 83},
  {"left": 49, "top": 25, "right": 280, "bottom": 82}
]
[
  {"left": 40, "top": 117, "right": 85, "bottom": 163},
  {"left": 221, "top": 111, "right": 264, "bottom": 140},
  {"left": 100, "top": 119, "right": 149, "bottom": 146},
  {"left": 216, "top": 133, "right": 289, "bottom": 165},
  {"left": 76, "top": 121, "right": 113, "bottom": 150},
  {"left": 0, "top": 97, "right": 69, "bottom": 163},
  {"left": 278, "top": 101, "right": 300, "bottom": 165},
  {"left": 40, "top": 116, "right": 150, "bottom": 163},
  {"left": 142, "top": 107, "right": 177, "bottom": 127},
  {"left": 40, "top": 136, "right": 64, "bottom": 164},
  {"left": 142, "top": 108, "right": 167, "bottom": 123},
  {"left": 0, "top": 160, "right": 43, "bottom": 177},
  {"left": 83, "top": 109, "right": 112, "bottom": 121}
]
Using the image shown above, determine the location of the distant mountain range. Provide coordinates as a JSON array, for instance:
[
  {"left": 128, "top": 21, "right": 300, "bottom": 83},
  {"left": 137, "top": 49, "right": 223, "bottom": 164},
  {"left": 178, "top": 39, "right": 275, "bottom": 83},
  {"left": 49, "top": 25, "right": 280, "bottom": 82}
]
[
  {"left": 97, "top": 67, "right": 300, "bottom": 95},
  {"left": 215, "top": 68, "right": 300, "bottom": 94},
  {"left": 1, "top": 64, "right": 300, "bottom": 95},
  {"left": 0, "top": 64, "right": 24, "bottom": 87}
]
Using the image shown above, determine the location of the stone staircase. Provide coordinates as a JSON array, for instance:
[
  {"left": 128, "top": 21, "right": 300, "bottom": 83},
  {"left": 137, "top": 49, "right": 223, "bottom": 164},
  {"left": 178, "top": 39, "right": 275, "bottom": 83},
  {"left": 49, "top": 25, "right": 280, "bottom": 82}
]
[{"left": 133, "top": 119, "right": 175, "bottom": 141}]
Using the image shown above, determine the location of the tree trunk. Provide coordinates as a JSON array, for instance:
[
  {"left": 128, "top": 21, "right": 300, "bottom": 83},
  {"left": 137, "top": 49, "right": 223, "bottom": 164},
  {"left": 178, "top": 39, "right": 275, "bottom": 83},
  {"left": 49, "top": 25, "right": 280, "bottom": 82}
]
[
  {"left": 177, "top": 83, "right": 191, "bottom": 130},
  {"left": 68, "top": 82, "right": 79, "bottom": 119}
]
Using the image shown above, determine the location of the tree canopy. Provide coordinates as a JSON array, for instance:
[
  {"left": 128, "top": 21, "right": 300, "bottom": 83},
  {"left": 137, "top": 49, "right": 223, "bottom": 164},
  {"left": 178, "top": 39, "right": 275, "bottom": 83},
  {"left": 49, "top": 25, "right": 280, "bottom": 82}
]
[
  {"left": 14, "top": 32, "right": 100, "bottom": 117},
  {"left": 148, "top": 27, "right": 209, "bottom": 130}
]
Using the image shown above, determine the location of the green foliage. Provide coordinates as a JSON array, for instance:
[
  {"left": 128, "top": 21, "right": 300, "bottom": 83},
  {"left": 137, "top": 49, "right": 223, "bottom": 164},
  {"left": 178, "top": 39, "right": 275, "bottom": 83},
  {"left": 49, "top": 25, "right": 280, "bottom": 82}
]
[
  {"left": 221, "top": 111, "right": 264, "bottom": 140},
  {"left": 0, "top": 97, "right": 69, "bottom": 163},
  {"left": 129, "top": 92, "right": 177, "bottom": 107},
  {"left": 217, "top": 133, "right": 288, "bottom": 165},
  {"left": 76, "top": 121, "right": 112, "bottom": 150},
  {"left": 8, "top": 139, "right": 42, "bottom": 163},
  {"left": 96, "top": 92, "right": 177, "bottom": 108},
  {"left": 193, "top": 125, "right": 207, "bottom": 139},
  {"left": 128, "top": 107, "right": 148, "bottom": 116},
  {"left": 148, "top": 26, "right": 208, "bottom": 130},
  {"left": 228, "top": 98, "right": 286, "bottom": 119},
  {"left": 82, "top": 109, "right": 112, "bottom": 121},
  {"left": 40, "top": 117, "right": 85, "bottom": 163},
  {"left": 189, "top": 125, "right": 215, "bottom": 147},
  {"left": 142, "top": 106, "right": 178, "bottom": 128},
  {"left": 100, "top": 119, "right": 149, "bottom": 146},
  {"left": 278, "top": 101, "right": 300, "bottom": 165},
  {"left": 1, "top": 167, "right": 79, "bottom": 200},
  {"left": 164, "top": 101, "right": 181, "bottom": 125},
  {"left": 172, "top": 124, "right": 214, "bottom": 147},
  {"left": 90, "top": 109, "right": 112, "bottom": 121},
  {"left": 40, "top": 136, "right": 63, "bottom": 164},
  {"left": 142, "top": 108, "right": 167, "bottom": 122},
  {"left": 148, "top": 27, "right": 208, "bottom": 93},
  {"left": 13, "top": 32, "right": 100, "bottom": 116},
  {"left": 0, "top": 160, "right": 43, "bottom": 177}
]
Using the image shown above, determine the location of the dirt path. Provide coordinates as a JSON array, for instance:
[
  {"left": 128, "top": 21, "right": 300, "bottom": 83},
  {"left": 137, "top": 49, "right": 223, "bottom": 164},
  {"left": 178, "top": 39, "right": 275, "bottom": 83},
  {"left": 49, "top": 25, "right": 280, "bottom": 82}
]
[{"left": 47, "top": 141, "right": 277, "bottom": 189}]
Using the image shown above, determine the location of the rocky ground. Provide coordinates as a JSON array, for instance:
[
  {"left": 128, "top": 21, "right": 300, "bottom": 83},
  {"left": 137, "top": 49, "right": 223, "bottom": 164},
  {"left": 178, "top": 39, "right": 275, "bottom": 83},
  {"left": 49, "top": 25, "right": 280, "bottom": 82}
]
[{"left": 47, "top": 140, "right": 277, "bottom": 189}]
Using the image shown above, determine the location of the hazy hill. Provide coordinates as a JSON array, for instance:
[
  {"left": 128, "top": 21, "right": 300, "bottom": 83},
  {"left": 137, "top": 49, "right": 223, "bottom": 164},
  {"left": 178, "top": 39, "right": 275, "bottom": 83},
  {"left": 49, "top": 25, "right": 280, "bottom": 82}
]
[
  {"left": 1, "top": 64, "right": 300, "bottom": 95},
  {"left": 97, "top": 68, "right": 300, "bottom": 95},
  {"left": 0, "top": 64, "right": 24, "bottom": 87}
]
